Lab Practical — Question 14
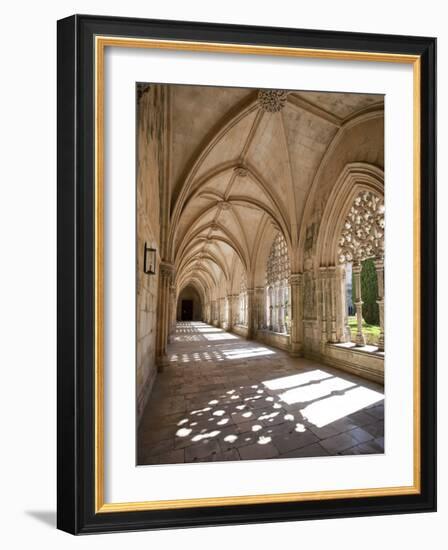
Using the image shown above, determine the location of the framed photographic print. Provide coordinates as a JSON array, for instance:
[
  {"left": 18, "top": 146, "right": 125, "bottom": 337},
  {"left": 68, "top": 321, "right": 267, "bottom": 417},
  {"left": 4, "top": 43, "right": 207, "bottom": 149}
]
[{"left": 57, "top": 14, "right": 436, "bottom": 534}]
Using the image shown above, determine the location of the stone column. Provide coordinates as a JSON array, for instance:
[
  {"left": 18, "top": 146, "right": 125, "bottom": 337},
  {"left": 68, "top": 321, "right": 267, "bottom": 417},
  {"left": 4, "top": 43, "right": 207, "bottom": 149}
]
[
  {"left": 156, "top": 261, "right": 175, "bottom": 371},
  {"left": 284, "top": 283, "right": 290, "bottom": 335},
  {"left": 255, "top": 286, "right": 265, "bottom": 330},
  {"left": 272, "top": 283, "right": 278, "bottom": 332},
  {"left": 278, "top": 285, "right": 285, "bottom": 333},
  {"left": 327, "top": 266, "right": 338, "bottom": 343},
  {"left": 374, "top": 258, "right": 385, "bottom": 351},
  {"left": 212, "top": 300, "right": 218, "bottom": 325},
  {"left": 167, "top": 283, "right": 176, "bottom": 343},
  {"left": 246, "top": 288, "right": 254, "bottom": 338},
  {"left": 352, "top": 262, "right": 366, "bottom": 346},
  {"left": 226, "top": 294, "right": 233, "bottom": 330},
  {"left": 223, "top": 296, "right": 229, "bottom": 329},
  {"left": 232, "top": 294, "right": 239, "bottom": 328},
  {"left": 289, "top": 273, "right": 303, "bottom": 357},
  {"left": 206, "top": 301, "right": 211, "bottom": 323},
  {"left": 319, "top": 267, "right": 328, "bottom": 346},
  {"left": 337, "top": 264, "right": 351, "bottom": 342},
  {"left": 220, "top": 296, "right": 226, "bottom": 328},
  {"left": 268, "top": 285, "right": 273, "bottom": 331}
]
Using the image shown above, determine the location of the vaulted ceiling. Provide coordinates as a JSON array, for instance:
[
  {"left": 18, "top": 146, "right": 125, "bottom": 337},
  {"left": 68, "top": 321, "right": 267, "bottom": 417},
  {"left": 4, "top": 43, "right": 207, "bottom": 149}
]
[{"left": 168, "top": 85, "right": 384, "bottom": 301}]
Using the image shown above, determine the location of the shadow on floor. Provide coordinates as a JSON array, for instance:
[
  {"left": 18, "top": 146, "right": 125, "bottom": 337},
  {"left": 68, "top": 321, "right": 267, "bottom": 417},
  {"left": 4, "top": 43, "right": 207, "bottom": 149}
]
[{"left": 25, "top": 510, "right": 57, "bottom": 528}]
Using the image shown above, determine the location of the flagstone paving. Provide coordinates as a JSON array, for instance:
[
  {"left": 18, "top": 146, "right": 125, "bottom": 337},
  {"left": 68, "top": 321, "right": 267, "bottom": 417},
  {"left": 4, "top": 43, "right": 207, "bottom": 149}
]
[{"left": 138, "top": 322, "right": 384, "bottom": 465}]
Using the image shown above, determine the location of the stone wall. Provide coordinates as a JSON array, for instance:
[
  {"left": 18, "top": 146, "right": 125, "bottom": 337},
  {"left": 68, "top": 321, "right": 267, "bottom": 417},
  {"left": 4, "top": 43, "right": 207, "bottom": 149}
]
[
  {"left": 256, "top": 330, "right": 290, "bottom": 352},
  {"left": 232, "top": 324, "right": 249, "bottom": 338},
  {"left": 136, "top": 85, "right": 164, "bottom": 423}
]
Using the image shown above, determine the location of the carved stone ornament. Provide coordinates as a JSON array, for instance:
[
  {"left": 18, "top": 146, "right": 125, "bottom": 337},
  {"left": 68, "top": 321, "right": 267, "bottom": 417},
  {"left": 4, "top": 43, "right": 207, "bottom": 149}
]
[
  {"left": 266, "top": 232, "right": 291, "bottom": 285},
  {"left": 258, "top": 89, "right": 288, "bottom": 113},
  {"left": 159, "top": 261, "right": 175, "bottom": 279},
  {"left": 218, "top": 200, "right": 231, "bottom": 211},
  {"left": 338, "top": 190, "right": 385, "bottom": 264},
  {"left": 289, "top": 273, "right": 303, "bottom": 286},
  {"left": 234, "top": 165, "right": 248, "bottom": 177}
]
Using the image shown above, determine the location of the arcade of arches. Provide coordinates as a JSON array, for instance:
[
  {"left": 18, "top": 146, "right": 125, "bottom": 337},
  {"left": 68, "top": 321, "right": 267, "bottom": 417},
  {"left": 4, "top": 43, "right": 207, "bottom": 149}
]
[{"left": 137, "top": 84, "right": 385, "bottom": 464}]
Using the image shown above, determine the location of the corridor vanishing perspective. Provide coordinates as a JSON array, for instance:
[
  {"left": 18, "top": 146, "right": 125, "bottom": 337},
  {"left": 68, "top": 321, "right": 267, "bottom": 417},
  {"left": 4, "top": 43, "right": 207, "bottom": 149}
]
[
  {"left": 136, "top": 83, "right": 385, "bottom": 465},
  {"left": 138, "top": 322, "right": 384, "bottom": 464}
]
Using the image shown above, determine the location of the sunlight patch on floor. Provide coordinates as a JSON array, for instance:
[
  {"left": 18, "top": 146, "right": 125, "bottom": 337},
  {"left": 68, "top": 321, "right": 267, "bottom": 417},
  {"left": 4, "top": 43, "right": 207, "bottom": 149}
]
[
  {"left": 278, "top": 376, "right": 356, "bottom": 405},
  {"left": 203, "top": 332, "right": 238, "bottom": 341},
  {"left": 262, "top": 369, "right": 331, "bottom": 390},
  {"left": 300, "top": 386, "right": 383, "bottom": 428},
  {"left": 222, "top": 347, "right": 275, "bottom": 359}
]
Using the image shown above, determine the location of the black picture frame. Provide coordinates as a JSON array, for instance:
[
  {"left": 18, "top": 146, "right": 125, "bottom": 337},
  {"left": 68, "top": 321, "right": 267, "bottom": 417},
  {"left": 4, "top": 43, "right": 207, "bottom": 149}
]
[{"left": 57, "top": 14, "right": 436, "bottom": 534}]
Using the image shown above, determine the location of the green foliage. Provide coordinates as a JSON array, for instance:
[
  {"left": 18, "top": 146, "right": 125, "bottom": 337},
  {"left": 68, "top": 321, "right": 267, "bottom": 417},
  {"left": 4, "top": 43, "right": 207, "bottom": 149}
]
[
  {"left": 351, "top": 259, "right": 380, "bottom": 326},
  {"left": 348, "top": 316, "right": 380, "bottom": 345}
]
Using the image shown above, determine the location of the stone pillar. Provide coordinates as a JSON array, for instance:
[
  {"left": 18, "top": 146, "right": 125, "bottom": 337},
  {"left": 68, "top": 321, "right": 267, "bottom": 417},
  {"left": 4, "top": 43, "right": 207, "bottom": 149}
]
[
  {"left": 374, "top": 258, "right": 385, "bottom": 351},
  {"left": 226, "top": 294, "right": 233, "bottom": 330},
  {"left": 327, "top": 266, "right": 338, "bottom": 343},
  {"left": 271, "top": 283, "right": 277, "bottom": 332},
  {"left": 284, "top": 283, "right": 290, "bottom": 335},
  {"left": 232, "top": 294, "right": 239, "bottom": 328},
  {"left": 352, "top": 262, "right": 366, "bottom": 346},
  {"left": 278, "top": 285, "right": 285, "bottom": 333},
  {"left": 220, "top": 297, "right": 226, "bottom": 328},
  {"left": 156, "top": 261, "right": 175, "bottom": 371},
  {"left": 268, "top": 285, "right": 273, "bottom": 331},
  {"left": 213, "top": 300, "right": 218, "bottom": 325},
  {"left": 246, "top": 288, "right": 255, "bottom": 338},
  {"left": 319, "top": 267, "right": 328, "bottom": 346},
  {"left": 337, "top": 264, "right": 351, "bottom": 342},
  {"left": 289, "top": 273, "right": 303, "bottom": 356},
  {"left": 168, "top": 283, "right": 176, "bottom": 343},
  {"left": 255, "top": 286, "right": 265, "bottom": 330},
  {"left": 222, "top": 296, "right": 229, "bottom": 329},
  {"left": 206, "top": 301, "right": 211, "bottom": 323}
]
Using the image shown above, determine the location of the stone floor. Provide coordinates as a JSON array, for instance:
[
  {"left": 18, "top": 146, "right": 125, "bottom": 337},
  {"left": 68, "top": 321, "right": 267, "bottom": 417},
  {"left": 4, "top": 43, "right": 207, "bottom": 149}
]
[{"left": 138, "top": 322, "right": 384, "bottom": 465}]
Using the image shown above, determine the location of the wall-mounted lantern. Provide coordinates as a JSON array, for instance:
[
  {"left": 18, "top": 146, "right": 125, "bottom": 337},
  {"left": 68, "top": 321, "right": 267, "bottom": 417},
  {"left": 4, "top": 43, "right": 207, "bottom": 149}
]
[{"left": 143, "top": 242, "right": 156, "bottom": 275}]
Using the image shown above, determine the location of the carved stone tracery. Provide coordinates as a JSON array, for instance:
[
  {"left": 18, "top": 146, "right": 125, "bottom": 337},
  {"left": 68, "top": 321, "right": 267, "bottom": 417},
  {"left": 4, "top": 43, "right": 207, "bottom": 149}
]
[
  {"left": 265, "top": 232, "right": 291, "bottom": 334},
  {"left": 336, "top": 189, "right": 385, "bottom": 350},
  {"left": 338, "top": 190, "right": 385, "bottom": 264},
  {"left": 266, "top": 232, "right": 290, "bottom": 285}
]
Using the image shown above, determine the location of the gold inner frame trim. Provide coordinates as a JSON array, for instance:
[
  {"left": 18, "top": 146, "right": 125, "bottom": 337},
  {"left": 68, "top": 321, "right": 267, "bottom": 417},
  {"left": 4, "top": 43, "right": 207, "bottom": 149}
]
[{"left": 94, "top": 35, "right": 421, "bottom": 514}]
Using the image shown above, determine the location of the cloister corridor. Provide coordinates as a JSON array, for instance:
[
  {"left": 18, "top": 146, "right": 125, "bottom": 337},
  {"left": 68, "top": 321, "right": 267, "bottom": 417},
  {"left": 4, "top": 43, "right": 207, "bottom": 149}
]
[{"left": 138, "top": 322, "right": 384, "bottom": 465}]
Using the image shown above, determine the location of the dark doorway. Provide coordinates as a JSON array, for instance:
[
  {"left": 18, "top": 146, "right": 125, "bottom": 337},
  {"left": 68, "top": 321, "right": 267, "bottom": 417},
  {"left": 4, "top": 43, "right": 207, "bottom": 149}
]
[
  {"left": 177, "top": 285, "right": 203, "bottom": 321},
  {"left": 181, "top": 300, "right": 193, "bottom": 321}
]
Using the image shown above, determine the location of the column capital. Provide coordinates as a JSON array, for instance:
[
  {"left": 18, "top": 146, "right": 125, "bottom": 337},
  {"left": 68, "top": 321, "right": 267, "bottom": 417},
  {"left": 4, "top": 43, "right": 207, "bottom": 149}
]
[
  {"left": 352, "top": 262, "right": 362, "bottom": 274},
  {"left": 374, "top": 257, "right": 384, "bottom": 269},
  {"left": 159, "top": 261, "right": 175, "bottom": 278},
  {"left": 289, "top": 272, "right": 303, "bottom": 286}
]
